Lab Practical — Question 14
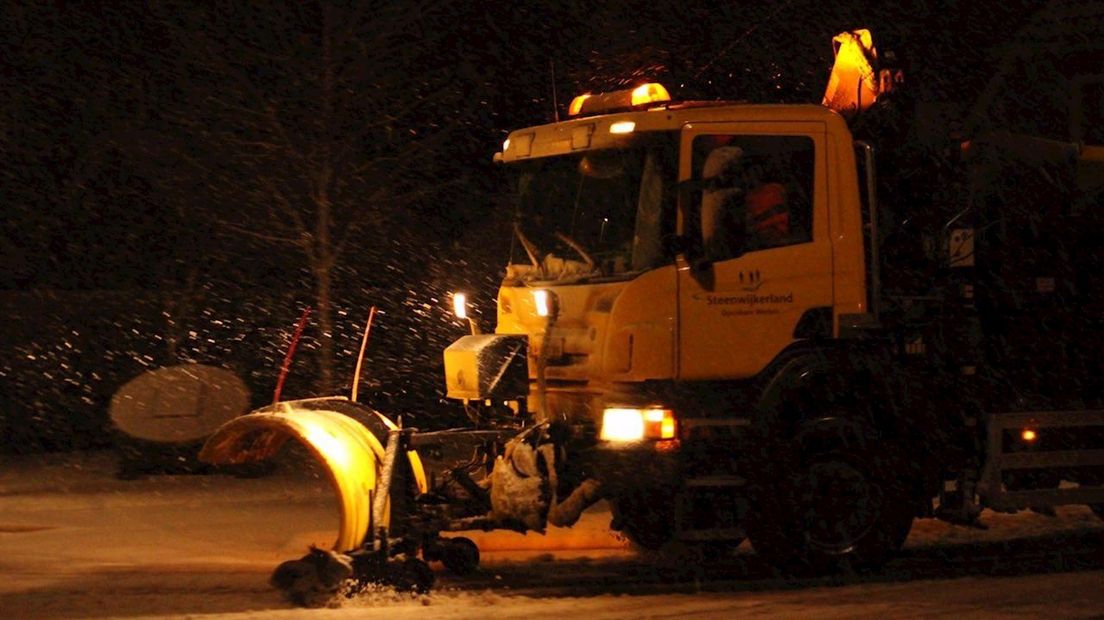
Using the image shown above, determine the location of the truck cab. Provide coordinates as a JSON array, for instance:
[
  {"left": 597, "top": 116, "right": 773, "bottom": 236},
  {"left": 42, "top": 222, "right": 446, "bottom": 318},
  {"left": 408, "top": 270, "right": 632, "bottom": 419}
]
[
  {"left": 451, "top": 85, "right": 873, "bottom": 438},
  {"left": 439, "top": 83, "right": 899, "bottom": 558}
]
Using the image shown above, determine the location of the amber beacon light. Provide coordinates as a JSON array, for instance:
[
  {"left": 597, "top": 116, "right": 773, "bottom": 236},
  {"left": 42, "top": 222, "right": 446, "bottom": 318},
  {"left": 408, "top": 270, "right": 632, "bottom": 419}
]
[{"left": 567, "top": 83, "right": 671, "bottom": 117}]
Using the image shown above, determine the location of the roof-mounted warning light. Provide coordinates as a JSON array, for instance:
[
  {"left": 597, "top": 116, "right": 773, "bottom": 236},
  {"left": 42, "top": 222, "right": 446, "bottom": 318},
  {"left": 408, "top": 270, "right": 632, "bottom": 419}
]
[{"left": 567, "top": 83, "right": 671, "bottom": 117}]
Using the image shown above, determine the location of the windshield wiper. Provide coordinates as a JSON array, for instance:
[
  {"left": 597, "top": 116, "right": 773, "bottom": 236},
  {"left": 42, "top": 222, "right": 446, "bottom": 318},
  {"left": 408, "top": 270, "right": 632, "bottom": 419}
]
[
  {"left": 513, "top": 224, "right": 544, "bottom": 276},
  {"left": 554, "top": 231, "right": 598, "bottom": 273}
]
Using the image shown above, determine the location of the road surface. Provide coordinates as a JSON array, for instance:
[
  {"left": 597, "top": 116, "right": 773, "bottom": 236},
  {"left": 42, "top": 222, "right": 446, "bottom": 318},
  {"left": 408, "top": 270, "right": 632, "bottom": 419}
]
[{"left": 2, "top": 450, "right": 1103, "bottom": 619}]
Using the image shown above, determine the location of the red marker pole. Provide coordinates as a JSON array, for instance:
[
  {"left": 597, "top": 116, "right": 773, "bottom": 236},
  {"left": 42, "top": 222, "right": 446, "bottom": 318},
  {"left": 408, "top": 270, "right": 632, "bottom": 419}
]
[{"left": 273, "top": 307, "right": 312, "bottom": 405}]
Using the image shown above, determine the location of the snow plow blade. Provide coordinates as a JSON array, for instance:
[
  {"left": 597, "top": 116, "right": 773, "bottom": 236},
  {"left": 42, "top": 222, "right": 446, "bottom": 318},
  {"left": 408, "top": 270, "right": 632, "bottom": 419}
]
[{"left": 199, "top": 399, "right": 426, "bottom": 552}]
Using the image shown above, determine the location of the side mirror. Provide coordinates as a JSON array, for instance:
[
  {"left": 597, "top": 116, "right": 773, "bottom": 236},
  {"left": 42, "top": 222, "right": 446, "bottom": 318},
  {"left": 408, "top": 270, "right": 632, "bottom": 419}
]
[
  {"left": 699, "top": 184, "right": 748, "bottom": 265},
  {"left": 676, "top": 178, "right": 717, "bottom": 287},
  {"left": 712, "top": 212, "right": 748, "bottom": 262}
]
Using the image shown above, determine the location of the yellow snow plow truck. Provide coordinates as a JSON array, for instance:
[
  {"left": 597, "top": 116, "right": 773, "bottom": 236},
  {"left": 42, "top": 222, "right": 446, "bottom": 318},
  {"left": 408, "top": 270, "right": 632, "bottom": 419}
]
[{"left": 201, "top": 30, "right": 1104, "bottom": 597}]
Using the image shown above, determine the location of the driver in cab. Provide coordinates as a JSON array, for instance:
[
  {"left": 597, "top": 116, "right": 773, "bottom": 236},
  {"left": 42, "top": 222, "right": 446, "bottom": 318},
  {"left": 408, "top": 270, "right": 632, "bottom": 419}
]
[{"left": 701, "top": 146, "right": 791, "bottom": 260}]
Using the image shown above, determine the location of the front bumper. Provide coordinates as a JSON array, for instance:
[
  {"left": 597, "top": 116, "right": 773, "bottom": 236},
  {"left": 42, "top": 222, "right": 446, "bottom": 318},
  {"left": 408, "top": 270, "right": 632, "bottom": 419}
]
[{"left": 574, "top": 438, "right": 684, "bottom": 495}]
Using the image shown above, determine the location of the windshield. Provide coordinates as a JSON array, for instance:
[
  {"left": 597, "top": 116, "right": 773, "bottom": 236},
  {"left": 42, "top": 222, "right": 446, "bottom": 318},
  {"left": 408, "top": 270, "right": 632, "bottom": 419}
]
[{"left": 508, "top": 133, "right": 677, "bottom": 282}]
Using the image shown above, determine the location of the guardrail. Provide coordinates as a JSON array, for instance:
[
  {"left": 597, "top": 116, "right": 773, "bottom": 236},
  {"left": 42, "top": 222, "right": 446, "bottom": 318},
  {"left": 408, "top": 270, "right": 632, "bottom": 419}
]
[{"left": 978, "top": 410, "right": 1104, "bottom": 511}]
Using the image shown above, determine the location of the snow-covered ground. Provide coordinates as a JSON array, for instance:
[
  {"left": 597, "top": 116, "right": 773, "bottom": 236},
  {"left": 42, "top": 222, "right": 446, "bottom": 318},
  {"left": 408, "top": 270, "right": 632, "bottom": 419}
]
[{"left": 2, "top": 449, "right": 1103, "bottom": 619}]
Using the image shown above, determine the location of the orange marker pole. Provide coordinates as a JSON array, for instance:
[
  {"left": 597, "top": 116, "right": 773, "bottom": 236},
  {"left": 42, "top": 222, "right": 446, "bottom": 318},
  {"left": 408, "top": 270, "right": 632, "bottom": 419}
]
[{"left": 350, "top": 306, "right": 378, "bottom": 403}]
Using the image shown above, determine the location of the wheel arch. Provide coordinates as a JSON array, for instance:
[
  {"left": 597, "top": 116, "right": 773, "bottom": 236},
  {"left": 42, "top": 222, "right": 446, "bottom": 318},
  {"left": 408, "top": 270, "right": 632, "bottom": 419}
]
[
  {"left": 755, "top": 344, "right": 907, "bottom": 440},
  {"left": 753, "top": 343, "right": 938, "bottom": 508}
]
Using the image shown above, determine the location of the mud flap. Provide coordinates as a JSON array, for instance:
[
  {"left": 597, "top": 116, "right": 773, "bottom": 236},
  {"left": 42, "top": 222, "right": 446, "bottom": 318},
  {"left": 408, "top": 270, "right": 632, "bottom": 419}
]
[{"left": 199, "top": 401, "right": 426, "bottom": 553}]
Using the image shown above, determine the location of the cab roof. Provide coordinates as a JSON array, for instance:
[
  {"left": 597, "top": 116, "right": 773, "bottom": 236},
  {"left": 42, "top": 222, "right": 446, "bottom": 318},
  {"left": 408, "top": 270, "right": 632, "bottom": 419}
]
[{"left": 499, "top": 102, "right": 849, "bottom": 162}]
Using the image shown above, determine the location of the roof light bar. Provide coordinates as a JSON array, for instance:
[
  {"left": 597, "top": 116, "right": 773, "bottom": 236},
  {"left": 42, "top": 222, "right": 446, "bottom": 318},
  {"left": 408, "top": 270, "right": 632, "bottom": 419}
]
[
  {"left": 567, "top": 83, "right": 671, "bottom": 117},
  {"left": 568, "top": 94, "right": 591, "bottom": 116},
  {"left": 631, "top": 83, "right": 670, "bottom": 107}
]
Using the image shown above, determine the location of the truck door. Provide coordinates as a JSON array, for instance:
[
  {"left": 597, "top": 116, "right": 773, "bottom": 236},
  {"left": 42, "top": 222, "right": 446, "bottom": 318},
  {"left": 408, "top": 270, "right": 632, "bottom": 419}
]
[{"left": 676, "top": 122, "right": 833, "bottom": 380}]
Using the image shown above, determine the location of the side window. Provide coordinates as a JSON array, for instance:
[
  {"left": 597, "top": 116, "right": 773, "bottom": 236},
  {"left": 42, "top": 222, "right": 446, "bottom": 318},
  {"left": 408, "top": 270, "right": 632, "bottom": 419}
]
[{"left": 692, "top": 134, "right": 814, "bottom": 261}]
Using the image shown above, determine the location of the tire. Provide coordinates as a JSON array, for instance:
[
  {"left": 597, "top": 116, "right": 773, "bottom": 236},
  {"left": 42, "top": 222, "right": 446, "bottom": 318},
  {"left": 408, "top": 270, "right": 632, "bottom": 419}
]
[
  {"left": 271, "top": 548, "right": 354, "bottom": 607},
  {"left": 440, "top": 537, "right": 481, "bottom": 575},
  {"left": 747, "top": 419, "right": 914, "bottom": 574}
]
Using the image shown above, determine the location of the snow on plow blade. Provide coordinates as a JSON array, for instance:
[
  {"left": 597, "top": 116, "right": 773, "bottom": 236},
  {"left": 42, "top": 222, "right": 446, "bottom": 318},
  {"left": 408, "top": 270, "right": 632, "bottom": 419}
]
[{"left": 199, "top": 399, "right": 426, "bottom": 552}]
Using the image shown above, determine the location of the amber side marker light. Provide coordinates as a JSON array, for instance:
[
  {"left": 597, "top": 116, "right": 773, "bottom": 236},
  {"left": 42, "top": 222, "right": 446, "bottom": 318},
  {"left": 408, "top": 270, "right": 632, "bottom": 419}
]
[{"left": 1022, "top": 429, "right": 1038, "bottom": 442}]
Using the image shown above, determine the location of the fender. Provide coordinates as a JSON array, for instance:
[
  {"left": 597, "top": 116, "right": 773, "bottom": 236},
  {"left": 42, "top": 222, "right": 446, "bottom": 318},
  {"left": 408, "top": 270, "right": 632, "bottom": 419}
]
[
  {"left": 755, "top": 346, "right": 885, "bottom": 436},
  {"left": 199, "top": 399, "right": 427, "bottom": 552},
  {"left": 756, "top": 348, "right": 838, "bottom": 427}
]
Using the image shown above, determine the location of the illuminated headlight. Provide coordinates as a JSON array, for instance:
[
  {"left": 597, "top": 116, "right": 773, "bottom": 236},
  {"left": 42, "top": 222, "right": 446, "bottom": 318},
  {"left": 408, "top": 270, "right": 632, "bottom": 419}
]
[
  {"left": 600, "top": 407, "right": 677, "bottom": 442},
  {"left": 533, "top": 290, "right": 551, "bottom": 317}
]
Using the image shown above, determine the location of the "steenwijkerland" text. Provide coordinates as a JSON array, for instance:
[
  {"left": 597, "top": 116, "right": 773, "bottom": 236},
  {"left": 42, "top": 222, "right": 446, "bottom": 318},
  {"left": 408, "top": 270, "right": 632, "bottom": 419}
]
[{"left": 706, "top": 293, "right": 794, "bottom": 306}]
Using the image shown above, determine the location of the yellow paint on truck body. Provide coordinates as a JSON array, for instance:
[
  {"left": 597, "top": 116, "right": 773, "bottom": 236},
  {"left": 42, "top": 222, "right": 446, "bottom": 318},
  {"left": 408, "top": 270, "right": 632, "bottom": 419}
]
[{"left": 497, "top": 103, "right": 868, "bottom": 418}]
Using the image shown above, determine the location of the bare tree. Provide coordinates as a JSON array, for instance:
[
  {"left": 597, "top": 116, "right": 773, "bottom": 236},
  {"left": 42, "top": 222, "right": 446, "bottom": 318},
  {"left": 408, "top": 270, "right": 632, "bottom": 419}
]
[{"left": 154, "top": 2, "right": 470, "bottom": 391}]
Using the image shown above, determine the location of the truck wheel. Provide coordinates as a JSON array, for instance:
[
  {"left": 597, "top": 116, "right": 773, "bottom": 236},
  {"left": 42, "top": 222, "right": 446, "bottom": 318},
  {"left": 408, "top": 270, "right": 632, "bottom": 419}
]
[
  {"left": 440, "top": 537, "right": 480, "bottom": 575},
  {"left": 747, "top": 422, "right": 914, "bottom": 574}
]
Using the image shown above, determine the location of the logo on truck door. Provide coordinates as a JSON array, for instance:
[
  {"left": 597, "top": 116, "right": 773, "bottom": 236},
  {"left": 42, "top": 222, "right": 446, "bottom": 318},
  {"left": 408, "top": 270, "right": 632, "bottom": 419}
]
[
  {"left": 693, "top": 291, "right": 796, "bottom": 317},
  {"left": 703, "top": 292, "right": 795, "bottom": 306}
]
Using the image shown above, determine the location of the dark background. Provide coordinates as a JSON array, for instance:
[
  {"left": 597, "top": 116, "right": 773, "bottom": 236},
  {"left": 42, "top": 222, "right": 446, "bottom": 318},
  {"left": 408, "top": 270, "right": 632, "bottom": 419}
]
[{"left": 1, "top": 1, "right": 1097, "bottom": 452}]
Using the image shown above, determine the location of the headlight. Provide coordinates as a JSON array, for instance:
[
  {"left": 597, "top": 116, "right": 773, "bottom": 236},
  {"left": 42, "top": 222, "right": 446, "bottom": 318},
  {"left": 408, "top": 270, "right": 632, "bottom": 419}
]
[
  {"left": 533, "top": 290, "right": 552, "bottom": 317},
  {"left": 600, "top": 407, "right": 677, "bottom": 442}
]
